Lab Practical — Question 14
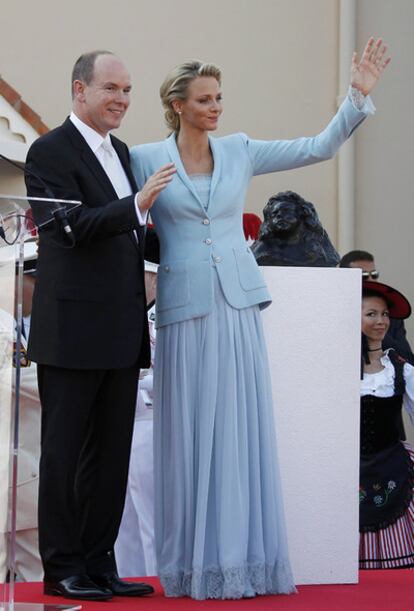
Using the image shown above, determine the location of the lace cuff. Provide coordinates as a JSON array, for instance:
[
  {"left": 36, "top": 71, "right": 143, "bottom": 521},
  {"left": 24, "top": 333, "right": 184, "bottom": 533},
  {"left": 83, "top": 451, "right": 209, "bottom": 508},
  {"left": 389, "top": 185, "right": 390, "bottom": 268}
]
[{"left": 348, "top": 86, "right": 376, "bottom": 115}]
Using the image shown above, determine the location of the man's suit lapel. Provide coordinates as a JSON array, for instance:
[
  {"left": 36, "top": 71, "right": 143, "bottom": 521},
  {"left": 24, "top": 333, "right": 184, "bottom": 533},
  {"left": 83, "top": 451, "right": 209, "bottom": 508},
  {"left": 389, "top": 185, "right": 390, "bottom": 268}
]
[
  {"left": 62, "top": 119, "right": 117, "bottom": 200},
  {"left": 62, "top": 119, "right": 139, "bottom": 200},
  {"left": 110, "top": 136, "right": 144, "bottom": 253},
  {"left": 111, "top": 136, "right": 139, "bottom": 193},
  {"left": 62, "top": 119, "right": 142, "bottom": 252}
]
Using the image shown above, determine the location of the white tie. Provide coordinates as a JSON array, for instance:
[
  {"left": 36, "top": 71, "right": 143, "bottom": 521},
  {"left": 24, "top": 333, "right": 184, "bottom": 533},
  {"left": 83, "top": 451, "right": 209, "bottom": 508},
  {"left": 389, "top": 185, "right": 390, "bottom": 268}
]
[
  {"left": 99, "top": 139, "right": 139, "bottom": 241},
  {"left": 100, "top": 139, "right": 132, "bottom": 199}
]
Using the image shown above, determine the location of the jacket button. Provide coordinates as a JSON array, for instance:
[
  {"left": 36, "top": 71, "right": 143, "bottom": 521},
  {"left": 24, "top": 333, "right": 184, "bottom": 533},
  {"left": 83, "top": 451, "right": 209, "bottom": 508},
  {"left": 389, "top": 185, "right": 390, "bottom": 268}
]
[
  {"left": 213, "top": 255, "right": 222, "bottom": 263},
  {"left": 202, "top": 218, "right": 210, "bottom": 225},
  {"left": 205, "top": 238, "right": 212, "bottom": 245},
  {"left": 164, "top": 265, "right": 170, "bottom": 272}
]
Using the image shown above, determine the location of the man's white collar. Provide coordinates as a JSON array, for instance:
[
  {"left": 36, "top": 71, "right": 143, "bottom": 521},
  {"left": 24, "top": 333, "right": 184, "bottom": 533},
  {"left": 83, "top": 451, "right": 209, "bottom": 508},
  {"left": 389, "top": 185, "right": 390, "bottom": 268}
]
[{"left": 69, "top": 112, "right": 111, "bottom": 153}]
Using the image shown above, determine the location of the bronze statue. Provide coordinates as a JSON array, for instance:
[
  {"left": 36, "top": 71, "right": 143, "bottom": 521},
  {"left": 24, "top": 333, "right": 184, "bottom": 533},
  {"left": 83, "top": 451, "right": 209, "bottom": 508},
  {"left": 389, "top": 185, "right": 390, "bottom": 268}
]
[{"left": 251, "top": 191, "right": 339, "bottom": 267}]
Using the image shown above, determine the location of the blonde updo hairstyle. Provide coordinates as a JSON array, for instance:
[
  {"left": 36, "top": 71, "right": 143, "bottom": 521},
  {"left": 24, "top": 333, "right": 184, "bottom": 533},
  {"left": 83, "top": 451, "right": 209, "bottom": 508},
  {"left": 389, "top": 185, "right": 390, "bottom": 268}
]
[{"left": 160, "top": 60, "right": 222, "bottom": 133}]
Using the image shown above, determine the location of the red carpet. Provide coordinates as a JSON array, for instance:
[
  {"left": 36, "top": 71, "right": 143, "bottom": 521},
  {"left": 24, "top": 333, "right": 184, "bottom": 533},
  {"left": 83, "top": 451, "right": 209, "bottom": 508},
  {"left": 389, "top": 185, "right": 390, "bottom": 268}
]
[{"left": 4, "top": 571, "right": 413, "bottom": 610}]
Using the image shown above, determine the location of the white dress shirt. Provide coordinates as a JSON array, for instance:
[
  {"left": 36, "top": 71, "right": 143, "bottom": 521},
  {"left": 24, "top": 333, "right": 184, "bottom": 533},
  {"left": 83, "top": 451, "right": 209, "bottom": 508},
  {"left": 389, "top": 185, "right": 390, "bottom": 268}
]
[{"left": 69, "top": 112, "right": 147, "bottom": 225}]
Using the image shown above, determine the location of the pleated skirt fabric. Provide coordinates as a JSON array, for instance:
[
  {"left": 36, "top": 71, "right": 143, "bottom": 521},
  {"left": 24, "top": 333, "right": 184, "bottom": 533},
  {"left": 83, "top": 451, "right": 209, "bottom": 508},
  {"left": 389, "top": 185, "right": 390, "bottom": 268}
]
[
  {"left": 153, "top": 271, "right": 296, "bottom": 599},
  {"left": 359, "top": 441, "right": 414, "bottom": 569}
]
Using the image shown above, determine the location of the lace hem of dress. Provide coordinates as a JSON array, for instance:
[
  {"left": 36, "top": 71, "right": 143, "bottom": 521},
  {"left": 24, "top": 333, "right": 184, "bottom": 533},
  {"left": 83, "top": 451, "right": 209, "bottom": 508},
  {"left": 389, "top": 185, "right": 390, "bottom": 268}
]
[{"left": 160, "top": 561, "right": 297, "bottom": 600}]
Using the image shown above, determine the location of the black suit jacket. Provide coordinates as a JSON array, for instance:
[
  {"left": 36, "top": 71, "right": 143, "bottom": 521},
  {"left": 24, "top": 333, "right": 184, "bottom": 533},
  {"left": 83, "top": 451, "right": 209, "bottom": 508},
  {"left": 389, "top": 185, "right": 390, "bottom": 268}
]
[{"left": 25, "top": 118, "right": 150, "bottom": 369}]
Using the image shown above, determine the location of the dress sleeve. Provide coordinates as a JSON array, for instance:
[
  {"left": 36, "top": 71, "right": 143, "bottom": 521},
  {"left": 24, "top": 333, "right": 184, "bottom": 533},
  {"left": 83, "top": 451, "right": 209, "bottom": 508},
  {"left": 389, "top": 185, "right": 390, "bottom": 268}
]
[
  {"left": 403, "top": 363, "right": 414, "bottom": 426},
  {"left": 244, "top": 94, "right": 374, "bottom": 176}
]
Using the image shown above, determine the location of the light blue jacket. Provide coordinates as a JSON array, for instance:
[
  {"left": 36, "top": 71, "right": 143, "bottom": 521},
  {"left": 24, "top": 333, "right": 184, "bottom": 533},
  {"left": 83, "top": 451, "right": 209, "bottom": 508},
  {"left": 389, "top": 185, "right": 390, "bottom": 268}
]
[{"left": 130, "top": 95, "right": 372, "bottom": 328}]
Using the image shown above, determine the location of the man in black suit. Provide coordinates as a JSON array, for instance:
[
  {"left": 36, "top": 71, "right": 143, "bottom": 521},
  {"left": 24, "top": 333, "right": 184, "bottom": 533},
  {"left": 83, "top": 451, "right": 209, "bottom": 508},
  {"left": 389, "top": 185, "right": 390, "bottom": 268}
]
[{"left": 25, "top": 51, "right": 174, "bottom": 601}]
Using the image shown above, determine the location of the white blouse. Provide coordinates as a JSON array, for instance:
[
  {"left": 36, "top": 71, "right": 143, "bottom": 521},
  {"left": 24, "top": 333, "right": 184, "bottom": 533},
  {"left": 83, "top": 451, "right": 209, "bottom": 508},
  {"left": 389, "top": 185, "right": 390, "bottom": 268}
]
[{"left": 361, "top": 350, "right": 414, "bottom": 426}]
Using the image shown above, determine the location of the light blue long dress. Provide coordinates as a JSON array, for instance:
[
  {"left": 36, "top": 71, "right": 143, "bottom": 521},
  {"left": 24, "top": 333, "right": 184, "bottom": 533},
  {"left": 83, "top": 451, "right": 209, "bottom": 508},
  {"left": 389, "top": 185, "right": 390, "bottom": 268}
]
[
  {"left": 132, "top": 92, "right": 373, "bottom": 599},
  {"left": 153, "top": 174, "right": 296, "bottom": 599}
]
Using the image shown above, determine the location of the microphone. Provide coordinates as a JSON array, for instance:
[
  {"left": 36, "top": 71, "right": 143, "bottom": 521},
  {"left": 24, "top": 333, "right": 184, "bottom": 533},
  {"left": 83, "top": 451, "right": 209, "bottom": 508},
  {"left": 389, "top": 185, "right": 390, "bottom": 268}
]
[
  {"left": 0, "top": 152, "right": 75, "bottom": 245},
  {"left": 51, "top": 206, "right": 75, "bottom": 241}
]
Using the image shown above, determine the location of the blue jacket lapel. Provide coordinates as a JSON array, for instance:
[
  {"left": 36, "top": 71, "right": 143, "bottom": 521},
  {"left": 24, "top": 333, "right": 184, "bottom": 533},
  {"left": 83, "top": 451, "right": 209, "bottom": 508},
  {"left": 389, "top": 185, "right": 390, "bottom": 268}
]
[
  {"left": 165, "top": 134, "right": 203, "bottom": 207},
  {"left": 207, "top": 135, "right": 221, "bottom": 209}
]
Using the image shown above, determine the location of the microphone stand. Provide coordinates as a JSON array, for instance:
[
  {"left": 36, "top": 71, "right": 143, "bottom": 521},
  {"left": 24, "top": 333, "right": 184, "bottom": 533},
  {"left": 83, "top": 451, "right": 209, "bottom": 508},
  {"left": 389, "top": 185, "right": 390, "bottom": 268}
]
[{"left": 0, "top": 153, "right": 75, "bottom": 246}]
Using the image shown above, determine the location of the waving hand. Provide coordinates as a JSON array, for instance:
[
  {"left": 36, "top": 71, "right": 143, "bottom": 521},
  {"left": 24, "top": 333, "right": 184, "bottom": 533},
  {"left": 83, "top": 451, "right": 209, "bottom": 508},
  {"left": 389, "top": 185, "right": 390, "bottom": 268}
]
[{"left": 351, "top": 37, "right": 391, "bottom": 96}]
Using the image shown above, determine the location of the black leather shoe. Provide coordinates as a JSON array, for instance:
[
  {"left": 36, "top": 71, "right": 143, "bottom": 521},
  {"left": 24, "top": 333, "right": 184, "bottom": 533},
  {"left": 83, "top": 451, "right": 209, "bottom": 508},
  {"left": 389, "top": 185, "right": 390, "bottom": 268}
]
[
  {"left": 90, "top": 572, "right": 154, "bottom": 597},
  {"left": 44, "top": 575, "right": 113, "bottom": 601}
]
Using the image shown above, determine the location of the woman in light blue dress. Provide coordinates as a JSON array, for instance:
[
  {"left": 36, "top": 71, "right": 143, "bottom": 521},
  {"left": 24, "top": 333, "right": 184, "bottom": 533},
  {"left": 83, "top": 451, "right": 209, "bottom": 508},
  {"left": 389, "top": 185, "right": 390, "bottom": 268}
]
[{"left": 131, "top": 38, "right": 390, "bottom": 599}]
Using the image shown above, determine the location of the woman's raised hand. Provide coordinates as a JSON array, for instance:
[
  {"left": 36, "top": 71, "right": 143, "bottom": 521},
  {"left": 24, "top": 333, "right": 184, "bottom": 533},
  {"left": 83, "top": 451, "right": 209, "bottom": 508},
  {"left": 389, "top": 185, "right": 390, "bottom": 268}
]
[
  {"left": 351, "top": 37, "right": 391, "bottom": 97},
  {"left": 137, "top": 163, "right": 176, "bottom": 212}
]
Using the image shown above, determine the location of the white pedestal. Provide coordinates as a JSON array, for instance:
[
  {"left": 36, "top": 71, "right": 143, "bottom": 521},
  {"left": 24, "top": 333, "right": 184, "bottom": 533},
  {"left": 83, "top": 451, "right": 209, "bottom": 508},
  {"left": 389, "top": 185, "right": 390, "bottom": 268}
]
[{"left": 262, "top": 267, "right": 361, "bottom": 585}]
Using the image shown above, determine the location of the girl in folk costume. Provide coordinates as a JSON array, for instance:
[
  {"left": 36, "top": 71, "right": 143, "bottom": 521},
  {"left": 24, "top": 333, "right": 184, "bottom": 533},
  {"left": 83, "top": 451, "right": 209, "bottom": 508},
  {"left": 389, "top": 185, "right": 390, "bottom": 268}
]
[{"left": 360, "top": 281, "right": 414, "bottom": 568}]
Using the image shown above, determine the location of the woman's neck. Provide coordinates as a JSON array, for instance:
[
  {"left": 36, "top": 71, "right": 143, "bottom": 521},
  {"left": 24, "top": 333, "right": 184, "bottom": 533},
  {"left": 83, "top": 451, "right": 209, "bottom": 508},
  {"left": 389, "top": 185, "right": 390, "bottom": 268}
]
[
  {"left": 176, "top": 127, "right": 213, "bottom": 175},
  {"left": 176, "top": 128, "right": 209, "bottom": 158},
  {"left": 367, "top": 340, "right": 383, "bottom": 353},
  {"left": 364, "top": 340, "right": 385, "bottom": 373}
]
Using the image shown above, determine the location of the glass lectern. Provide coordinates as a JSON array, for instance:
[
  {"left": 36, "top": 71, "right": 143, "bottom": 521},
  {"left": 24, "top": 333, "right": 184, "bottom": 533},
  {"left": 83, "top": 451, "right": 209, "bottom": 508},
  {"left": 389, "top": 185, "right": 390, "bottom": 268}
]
[{"left": 0, "top": 195, "right": 81, "bottom": 611}]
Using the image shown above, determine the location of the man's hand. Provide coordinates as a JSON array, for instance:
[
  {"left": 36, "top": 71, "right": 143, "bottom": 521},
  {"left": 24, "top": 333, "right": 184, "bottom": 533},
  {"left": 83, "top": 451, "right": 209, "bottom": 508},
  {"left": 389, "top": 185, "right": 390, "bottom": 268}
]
[{"left": 137, "top": 163, "right": 176, "bottom": 213}]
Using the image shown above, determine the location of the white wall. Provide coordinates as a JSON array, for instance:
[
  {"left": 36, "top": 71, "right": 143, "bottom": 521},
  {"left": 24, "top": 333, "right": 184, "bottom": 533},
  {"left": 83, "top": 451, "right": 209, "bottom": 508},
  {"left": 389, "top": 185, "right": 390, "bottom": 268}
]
[{"left": 263, "top": 267, "right": 361, "bottom": 584}]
